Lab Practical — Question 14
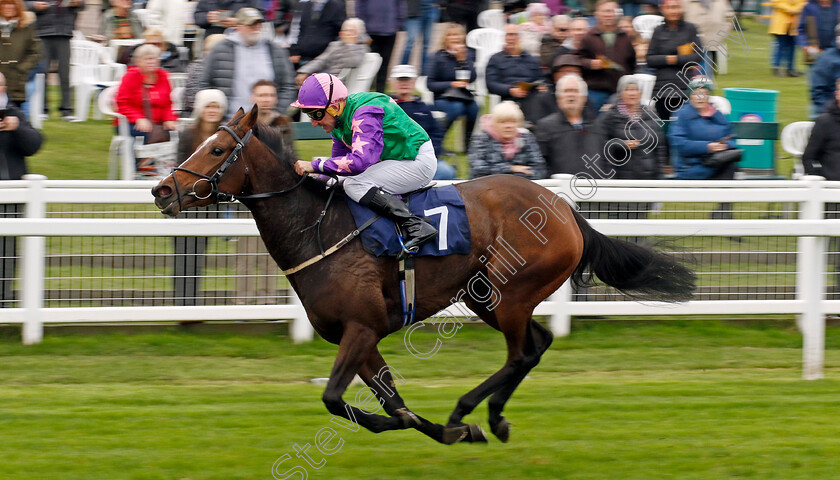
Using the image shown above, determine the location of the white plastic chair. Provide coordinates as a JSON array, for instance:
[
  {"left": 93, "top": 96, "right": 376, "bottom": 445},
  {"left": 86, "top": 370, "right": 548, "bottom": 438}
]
[
  {"left": 168, "top": 72, "right": 188, "bottom": 89},
  {"left": 108, "top": 38, "right": 144, "bottom": 62},
  {"left": 414, "top": 75, "right": 435, "bottom": 105},
  {"left": 344, "top": 52, "right": 382, "bottom": 94},
  {"left": 71, "top": 39, "right": 126, "bottom": 121},
  {"left": 182, "top": 0, "right": 201, "bottom": 56},
  {"left": 99, "top": 86, "right": 135, "bottom": 181},
  {"left": 708, "top": 95, "right": 731, "bottom": 116},
  {"left": 134, "top": 9, "right": 151, "bottom": 28},
  {"left": 414, "top": 76, "right": 447, "bottom": 121},
  {"left": 633, "top": 73, "right": 656, "bottom": 107},
  {"left": 466, "top": 28, "right": 505, "bottom": 69},
  {"left": 28, "top": 73, "right": 45, "bottom": 130},
  {"left": 632, "top": 15, "right": 664, "bottom": 40},
  {"left": 171, "top": 86, "right": 185, "bottom": 115},
  {"left": 133, "top": 130, "right": 179, "bottom": 179},
  {"left": 781, "top": 121, "right": 815, "bottom": 179},
  {"left": 466, "top": 28, "right": 504, "bottom": 107},
  {"left": 478, "top": 9, "right": 506, "bottom": 30}
]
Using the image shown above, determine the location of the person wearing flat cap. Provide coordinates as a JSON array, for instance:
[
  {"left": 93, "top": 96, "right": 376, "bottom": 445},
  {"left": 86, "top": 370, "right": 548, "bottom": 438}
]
[{"left": 200, "top": 7, "right": 296, "bottom": 117}]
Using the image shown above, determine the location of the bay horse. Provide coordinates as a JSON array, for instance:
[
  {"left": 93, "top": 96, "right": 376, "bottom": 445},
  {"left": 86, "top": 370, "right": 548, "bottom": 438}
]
[{"left": 151, "top": 106, "right": 695, "bottom": 444}]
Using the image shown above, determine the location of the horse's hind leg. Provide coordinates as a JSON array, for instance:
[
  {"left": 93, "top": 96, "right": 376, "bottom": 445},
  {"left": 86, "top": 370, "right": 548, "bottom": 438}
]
[
  {"left": 486, "top": 318, "right": 553, "bottom": 442},
  {"left": 321, "top": 323, "right": 406, "bottom": 434},
  {"left": 357, "top": 347, "right": 475, "bottom": 444},
  {"left": 445, "top": 305, "right": 534, "bottom": 440}
]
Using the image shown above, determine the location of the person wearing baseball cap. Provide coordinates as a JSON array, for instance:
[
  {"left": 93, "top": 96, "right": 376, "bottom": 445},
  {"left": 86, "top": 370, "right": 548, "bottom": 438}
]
[
  {"left": 201, "top": 6, "right": 296, "bottom": 117},
  {"left": 292, "top": 73, "right": 439, "bottom": 254},
  {"left": 194, "top": 1, "right": 264, "bottom": 37}
]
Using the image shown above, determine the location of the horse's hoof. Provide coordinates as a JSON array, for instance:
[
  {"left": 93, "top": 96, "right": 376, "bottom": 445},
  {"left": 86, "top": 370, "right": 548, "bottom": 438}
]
[
  {"left": 490, "top": 417, "right": 511, "bottom": 443},
  {"left": 442, "top": 425, "right": 469, "bottom": 445},
  {"left": 467, "top": 423, "right": 488, "bottom": 443},
  {"left": 394, "top": 408, "right": 422, "bottom": 428}
]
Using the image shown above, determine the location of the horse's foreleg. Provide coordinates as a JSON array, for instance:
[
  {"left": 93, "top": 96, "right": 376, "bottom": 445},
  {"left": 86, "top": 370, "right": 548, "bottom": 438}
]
[
  {"left": 358, "top": 347, "right": 476, "bottom": 444},
  {"left": 486, "top": 319, "right": 553, "bottom": 442},
  {"left": 321, "top": 324, "right": 404, "bottom": 434}
]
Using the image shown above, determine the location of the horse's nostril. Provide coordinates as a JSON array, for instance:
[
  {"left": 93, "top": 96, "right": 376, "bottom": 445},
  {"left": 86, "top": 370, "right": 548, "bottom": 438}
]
[{"left": 157, "top": 185, "right": 172, "bottom": 197}]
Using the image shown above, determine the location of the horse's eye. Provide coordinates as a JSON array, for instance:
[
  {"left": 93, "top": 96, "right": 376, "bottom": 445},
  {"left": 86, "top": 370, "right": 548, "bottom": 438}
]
[{"left": 211, "top": 146, "right": 224, "bottom": 156}]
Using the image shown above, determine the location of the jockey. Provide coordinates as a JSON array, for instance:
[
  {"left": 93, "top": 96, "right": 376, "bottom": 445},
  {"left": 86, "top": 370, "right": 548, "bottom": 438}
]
[{"left": 291, "top": 73, "right": 439, "bottom": 253}]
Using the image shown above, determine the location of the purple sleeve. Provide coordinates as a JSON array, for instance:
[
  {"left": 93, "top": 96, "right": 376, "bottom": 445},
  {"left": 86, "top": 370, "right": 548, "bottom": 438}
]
[
  {"left": 331, "top": 138, "right": 351, "bottom": 157},
  {"left": 310, "top": 107, "right": 385, "bottom": 176}
]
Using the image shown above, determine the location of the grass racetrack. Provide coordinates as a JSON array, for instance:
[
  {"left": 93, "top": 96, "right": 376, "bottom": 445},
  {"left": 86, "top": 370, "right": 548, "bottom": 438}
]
[{"left": 2, "top": 321, "right": 839, "bottom": 480}]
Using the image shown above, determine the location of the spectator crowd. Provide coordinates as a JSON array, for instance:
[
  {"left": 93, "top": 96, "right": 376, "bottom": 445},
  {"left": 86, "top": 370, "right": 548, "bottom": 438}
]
[{"left": 0, "top": 0, "right": 839, "bottom": 186}]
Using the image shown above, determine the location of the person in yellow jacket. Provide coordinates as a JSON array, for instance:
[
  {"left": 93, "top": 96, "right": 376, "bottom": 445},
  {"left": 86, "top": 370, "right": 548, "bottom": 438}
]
[{"left": 769, "top": 0, "right": 808, "bottom": 76}]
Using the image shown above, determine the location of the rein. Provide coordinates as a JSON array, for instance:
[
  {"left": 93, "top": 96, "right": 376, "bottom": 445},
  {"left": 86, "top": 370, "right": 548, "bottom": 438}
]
[{"left": 170, "top": 124, "right": 378, "bottom": 275}]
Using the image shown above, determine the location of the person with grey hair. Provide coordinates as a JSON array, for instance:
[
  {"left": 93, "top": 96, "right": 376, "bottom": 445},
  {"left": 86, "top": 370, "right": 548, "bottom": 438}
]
[
  {"left": 201, "top": 7, "right": 296, "bottom": 116},
  {"left": 540, "top": 14, "right": 573, "bottom": 68},
  {"left": 535, "top": 74, "right": 605, "bottom": 176},
  {"left": 595, "top": 75, "right": 666, "bottom": 179},
  {"left": 519, "top": 2, "right": 552, "bottom": 57},
  {"left": 115, "top": 44, "right": 178, "bottom": 175},
  {"left": 294, "top": 17, "right": 370, "bottom": 86},
  {"left": 565, "top": 17, "right": 590, "bottom": 52},
  {"left": 0, "top": 70, "right": 43, "bottom": 306},
  {"left": 468, "top": 101, "right": 547, "bottom": 180}
]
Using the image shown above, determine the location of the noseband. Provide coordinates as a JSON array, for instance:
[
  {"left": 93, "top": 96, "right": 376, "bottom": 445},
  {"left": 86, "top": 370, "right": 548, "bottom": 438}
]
[
  {"left": 169, "top": 124, "right": 308, "bottom": 212},
  {"left": 170, "top": 125, "right": 253, "bottom": 211}
]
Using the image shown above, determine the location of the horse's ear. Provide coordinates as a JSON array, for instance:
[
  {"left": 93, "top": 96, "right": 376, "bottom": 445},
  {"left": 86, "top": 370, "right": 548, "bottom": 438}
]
[
  {"left": 240, "top": 103, "right": 259, "bottom": 131},
  {"left": 228, "top": 107, "right": 246, "bottom": 125}
]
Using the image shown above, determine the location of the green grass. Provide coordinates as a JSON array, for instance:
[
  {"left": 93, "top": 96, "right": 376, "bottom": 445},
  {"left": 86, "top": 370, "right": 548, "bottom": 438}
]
[{"left": 1, "top": 322, "right": 839, "bottom": 479}]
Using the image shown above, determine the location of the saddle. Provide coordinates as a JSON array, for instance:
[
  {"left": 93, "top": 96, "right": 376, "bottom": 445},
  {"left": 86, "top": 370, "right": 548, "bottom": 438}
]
[{"left": 345, "top": 184, "right": 472, "bottom": 258}]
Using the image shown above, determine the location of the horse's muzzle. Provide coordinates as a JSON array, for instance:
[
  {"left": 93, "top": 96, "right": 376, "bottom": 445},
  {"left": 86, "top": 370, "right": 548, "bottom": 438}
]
[{"left": 151, "top": 181, "right": 180, "bottom": 216}]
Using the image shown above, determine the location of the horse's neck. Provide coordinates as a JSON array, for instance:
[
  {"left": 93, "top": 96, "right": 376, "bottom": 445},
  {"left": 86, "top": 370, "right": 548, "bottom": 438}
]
[{"left": 239, "top": 145, "right": 348, "bottom": 271}]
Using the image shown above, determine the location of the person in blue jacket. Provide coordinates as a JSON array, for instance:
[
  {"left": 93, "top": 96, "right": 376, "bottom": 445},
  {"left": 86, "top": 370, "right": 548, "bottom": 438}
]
[
  {"left": 669, "top": 77, "right": 737, "bottom": 181},
  {"left": 810, "top": 24, "right": 840, "bottom": 116},
  {"left": 670, "top": 76, "right": 739, "bottom": 224}
]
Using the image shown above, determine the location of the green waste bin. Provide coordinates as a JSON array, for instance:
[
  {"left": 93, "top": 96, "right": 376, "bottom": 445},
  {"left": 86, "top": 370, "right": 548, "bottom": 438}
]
[{"left": 723, "top": 88, "right": 778, "bottom": 171}]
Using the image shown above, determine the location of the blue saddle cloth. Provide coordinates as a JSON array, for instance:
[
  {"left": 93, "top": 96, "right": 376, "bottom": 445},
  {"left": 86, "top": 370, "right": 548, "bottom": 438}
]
[{"left": 346, "top": 185, "right": 471, "bottom": 257}]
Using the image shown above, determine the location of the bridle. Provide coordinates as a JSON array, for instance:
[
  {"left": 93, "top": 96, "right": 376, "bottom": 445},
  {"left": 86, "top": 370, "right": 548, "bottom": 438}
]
[
  {"left": 165, "top": 119, "right": 379, "bottom": 276},
  {"left": 169, "top": 124, "right": 306, "bottom": 212}
]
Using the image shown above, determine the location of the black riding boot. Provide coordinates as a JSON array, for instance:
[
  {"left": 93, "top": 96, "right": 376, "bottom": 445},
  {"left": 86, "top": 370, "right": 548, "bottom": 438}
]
[{"left": 360, "top": 187, "right": 438, "bottom": 254}]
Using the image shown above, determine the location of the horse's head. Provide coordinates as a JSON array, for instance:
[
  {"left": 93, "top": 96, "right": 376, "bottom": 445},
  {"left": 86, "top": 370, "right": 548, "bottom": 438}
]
[{"left": 152, "top": 105, "right": 258, "bottom": 216}]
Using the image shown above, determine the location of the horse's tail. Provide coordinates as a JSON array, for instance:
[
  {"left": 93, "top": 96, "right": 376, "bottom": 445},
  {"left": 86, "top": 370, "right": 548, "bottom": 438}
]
[{"left": 570, "top": 208, "right": 696, "bottom": 302}]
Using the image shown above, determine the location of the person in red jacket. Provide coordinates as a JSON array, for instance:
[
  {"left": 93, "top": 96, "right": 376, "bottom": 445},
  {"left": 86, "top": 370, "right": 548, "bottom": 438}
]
[{"left": 115, "top": 43, "right": 177, "bottom": 142}]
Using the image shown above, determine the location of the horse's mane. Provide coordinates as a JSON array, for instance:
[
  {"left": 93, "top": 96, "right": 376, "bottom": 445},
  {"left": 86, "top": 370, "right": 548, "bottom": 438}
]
[
  {"left": 247, "top": 121, "right": 334, "bottom": 198},
  {"left": 251, "top": 121, "right": 292, "bottom": 160}
]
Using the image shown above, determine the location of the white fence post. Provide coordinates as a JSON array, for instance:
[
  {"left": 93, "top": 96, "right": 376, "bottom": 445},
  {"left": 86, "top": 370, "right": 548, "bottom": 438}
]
[
  {"left": 797, "top": 175, "right": 826, "bottom": 380},
  {"left": 21, "top": 174, "right": 47, "bottom": 345},
  {"left": 288, "top": 288, "right": 313, "bottom": 343},
  {"left": 549, "top": 281, "right": 572, "bottom": 337}
]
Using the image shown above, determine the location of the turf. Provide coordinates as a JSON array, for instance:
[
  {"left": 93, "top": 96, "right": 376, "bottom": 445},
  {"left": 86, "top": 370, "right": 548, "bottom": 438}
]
[{"left": 2, "top": 321, "right": 839, "bottom": 480}]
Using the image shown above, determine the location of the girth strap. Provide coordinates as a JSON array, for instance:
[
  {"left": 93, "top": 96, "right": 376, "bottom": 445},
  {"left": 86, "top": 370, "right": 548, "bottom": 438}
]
[{"left": 283, "top": 214, "right": 380, "bottom": 275}]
